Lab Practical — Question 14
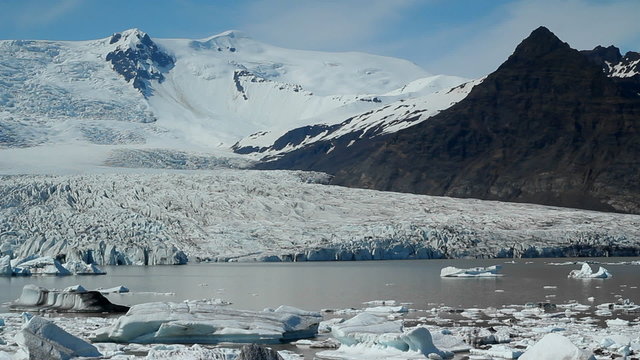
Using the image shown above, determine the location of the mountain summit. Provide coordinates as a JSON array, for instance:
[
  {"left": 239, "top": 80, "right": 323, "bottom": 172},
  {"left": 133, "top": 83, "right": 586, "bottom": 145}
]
[{"left": 260, "top": 27, "right": 640, "bottom": 214}]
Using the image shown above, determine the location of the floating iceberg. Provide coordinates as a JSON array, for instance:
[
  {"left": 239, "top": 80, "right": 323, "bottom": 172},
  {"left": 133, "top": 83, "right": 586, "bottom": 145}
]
[
  {"left": 15, "top": 316, "right": 101, "bottom": 360},
  {"left": 92, "top": 301, "right": 322, "bottom": 344},
  {"left": 10, "top": 256, "right": 71, "bottom": 276},
  {"left": 568, "top": 263, "right": 612, "bottom": 279},
  {"left": 440, "top": 265, "right": 502, "bottom": 278},
  {"left": 97, "top": 285, "right": 130, "bottom": 294},
  {"left": 519, "top": 333, "right": 595, "bottom": 360},
  {"left": 10, "top": 284, "right": 130, "bottom": 313}
]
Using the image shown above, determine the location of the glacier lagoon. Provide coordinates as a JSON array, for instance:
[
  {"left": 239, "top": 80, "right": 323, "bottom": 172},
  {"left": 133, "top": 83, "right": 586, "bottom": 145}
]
[
  {"left": 1, "top": 257, "right": 640, "bottom": 359},
  {"left": 2, "top": 258, "right": 639, "bottom": 313}
]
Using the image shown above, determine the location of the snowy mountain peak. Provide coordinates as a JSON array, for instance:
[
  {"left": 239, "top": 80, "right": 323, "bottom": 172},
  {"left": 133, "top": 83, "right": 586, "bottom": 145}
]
[{"left": 106, "top": 28, "right": 174, "bottom": 96}]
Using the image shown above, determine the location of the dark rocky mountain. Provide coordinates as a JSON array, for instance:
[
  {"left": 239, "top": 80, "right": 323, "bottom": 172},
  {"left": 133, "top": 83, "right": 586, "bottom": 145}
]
[
  {"left": 581, "top": 45, "right": 640, "bottom": 97},
  {"left": 258, "top": 27, "right": 640, "bottom": 214},
  {"left": 106, "top": 29, "right": 174, "bottom": 96}
]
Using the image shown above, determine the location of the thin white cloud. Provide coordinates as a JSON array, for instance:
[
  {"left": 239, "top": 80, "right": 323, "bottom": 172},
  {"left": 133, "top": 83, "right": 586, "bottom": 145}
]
[
  {"left": 239, "top": 0, "right": 418, "bottom": 51},
  {"left": 15, "top": 0, "right": 82, "bottom": 30},
  {"left": 421, "top": 0, "right": 640, "bottom": 78}
]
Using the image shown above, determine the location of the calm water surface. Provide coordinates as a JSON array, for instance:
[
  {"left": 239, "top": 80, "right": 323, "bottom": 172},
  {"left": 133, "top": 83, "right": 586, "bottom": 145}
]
[{"left": 2, "top": 257, "right": 639, "bottom": 313}]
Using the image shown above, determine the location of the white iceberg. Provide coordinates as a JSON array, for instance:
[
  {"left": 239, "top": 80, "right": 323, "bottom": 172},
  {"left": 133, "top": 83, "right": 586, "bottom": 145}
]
[
  {"left": 62, "top": 261, "right": 106, "bottom": 275},
  {"left": 15, "top": 315, "right": 101, "bottom": 360},
  {"left": 568, "top": 263, "right": 612, "bottom": 279},
  {"left": 145, "top": 344, "right": 237, "bottom": 360},
  {"left": 92, "top": 301, "right": 322, "bottom": 344},
  {"left": 10, "top": 256, "right": 71, "bottom": 276},
  {"left": 519, "top": 333, "right": 595, "bottom": 360},
  {"left": 97, "top": 285, "right": 130, "bottom": 294},
  {"left": 329, "top": 313, "right": 452, "bottom": 358},
  {"left": 364, "top": 305, "right": 408, "bottom": 313},
  {"left": 440, "top": 265, "right": 502, "bottom": 277}
]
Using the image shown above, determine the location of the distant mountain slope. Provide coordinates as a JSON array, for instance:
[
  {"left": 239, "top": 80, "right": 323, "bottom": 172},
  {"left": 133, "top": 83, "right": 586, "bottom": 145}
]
[
  {"left": 259, "top": 27, "right": 640, "bottom": 214},
  {"left": 0, "top": 28, "right": 436, "bottom": 152}
]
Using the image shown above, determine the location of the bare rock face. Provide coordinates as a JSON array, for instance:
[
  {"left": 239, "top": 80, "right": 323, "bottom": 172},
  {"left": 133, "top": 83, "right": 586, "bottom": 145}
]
[
  {"left": 237, "top": 344, "right": 284, "bottom": 360},
  {"left": 261, "top": 27, "right": 640, "bottom": 214}
]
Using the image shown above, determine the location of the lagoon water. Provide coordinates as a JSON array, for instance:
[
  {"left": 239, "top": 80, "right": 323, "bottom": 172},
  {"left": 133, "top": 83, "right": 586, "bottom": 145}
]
[{"left": 2, "top": 258, "right": 639, "bottom": 314}]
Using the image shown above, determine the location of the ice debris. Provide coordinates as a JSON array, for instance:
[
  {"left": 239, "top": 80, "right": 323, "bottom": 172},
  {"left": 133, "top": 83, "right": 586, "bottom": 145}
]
[
  {"left": 329, "top": 312, "right": 453, "bottom": 358},
  {"left": 92, "top": 302, "right": 322, "bottom": 344},
  {"left": 0, "top": 255, "right": 11, "bottom": 276},
  {"left": 519, "top": 333, "right": 595, "bottom": 360},
  {"left": 440, "top": 265, "right": 502, "bottom": 277},
  {"left": 568, "top": 263, "right": 612, "bottom": 279},
  {"left": 15, "top": 315, "right": 101, "bottom": 360}
]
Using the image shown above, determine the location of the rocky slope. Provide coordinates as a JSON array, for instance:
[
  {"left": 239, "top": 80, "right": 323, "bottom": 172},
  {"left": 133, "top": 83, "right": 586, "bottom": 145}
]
[{"left": 259, "top": 27, "right": 640, "bottom": 214}]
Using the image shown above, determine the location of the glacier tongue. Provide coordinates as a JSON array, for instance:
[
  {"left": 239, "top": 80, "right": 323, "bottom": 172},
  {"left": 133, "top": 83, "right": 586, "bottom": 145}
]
[{"left": 0, "top": 169, "right": 639, "bottom": 265}]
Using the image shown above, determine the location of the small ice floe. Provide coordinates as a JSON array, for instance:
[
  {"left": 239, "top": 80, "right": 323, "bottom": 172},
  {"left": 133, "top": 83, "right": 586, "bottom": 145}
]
[
  {"left": 364, "top": 305, "right": 408, "bottom": 314},
  {"left": 15, "top": 316, "right": 102, "bottom": 359},
  {"left": 97, "top": 285, "right": 130, "bottom": 294},
  {"left": 10, "top": 284, "right": 129, "bottom": 313},
  {"left": 567, "top": 263, "right": 612, "bottom": 279},
  {"left": 469, "top": 345, "right": 523, "bottom": 359},
  {"left": 440, "top": 265, "right": 502, "bottom": 278},
  {"left": 363, "top": 300, "right": 397, "bottom": 306},
  {"left": 294, "top": 338, "right": 340, "bottom": 349},
  {"left": 519, "top": 333, "right": 595, "bottom": 360},
  {"left": 92, "top": 302, "right": 322, "bottom": 344},
  {"left": 606, "top": 318, "right": 630, "bottom": 327},
  {"left": 543, "top": 285, "right": 557, "bottom": 289}
]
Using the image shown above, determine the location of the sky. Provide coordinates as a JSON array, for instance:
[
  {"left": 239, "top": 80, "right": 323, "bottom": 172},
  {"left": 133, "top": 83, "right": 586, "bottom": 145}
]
[{"left": 1, "top": 0, "right": 639, "bottom": 78}]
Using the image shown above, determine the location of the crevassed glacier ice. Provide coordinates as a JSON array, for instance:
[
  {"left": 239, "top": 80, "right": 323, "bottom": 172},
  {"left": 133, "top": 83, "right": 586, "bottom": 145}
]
[{"left": 1, "top": 171, "right": 639, "bottom": 265}]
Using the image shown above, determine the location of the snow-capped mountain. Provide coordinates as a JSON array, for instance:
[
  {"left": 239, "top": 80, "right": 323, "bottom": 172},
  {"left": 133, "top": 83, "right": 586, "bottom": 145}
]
[
  {"left": 0, "top": 28, "right": 452, "bottom": 158},
  {"left": 233, "top": 76, "right": 478, "bottom": 159}
]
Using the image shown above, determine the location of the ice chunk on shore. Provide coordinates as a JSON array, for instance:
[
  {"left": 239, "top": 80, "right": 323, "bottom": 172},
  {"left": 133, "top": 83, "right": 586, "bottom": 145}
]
[
  {"left": 93, "top": 301, "right": 322, "bottom": 344},
  {"left": 62, "top": 261, "right": 106, "bottom": 275},
  {"left": 10, "top": 284, "right": 130, "bottom": 313},
  {"left": 15, "top": 316, "right": 101, "bottom": 360},
  {"left": 440, "top": 265, "right": 502, "bottom": 277},
  {"left": 330, "top": 313, "right": 452, "bottom": 358},
  {"left": 568, "top": 263, "right": 612, "bottom": 279},
  {"left": 10, "top": 256, "right": 71, "bottom": 276},
  {"left": 519, "top": 333, "right": 595, "bottom": 360},
  {"left": 0, "top": 255, "right": 11, "bottom": 276}
]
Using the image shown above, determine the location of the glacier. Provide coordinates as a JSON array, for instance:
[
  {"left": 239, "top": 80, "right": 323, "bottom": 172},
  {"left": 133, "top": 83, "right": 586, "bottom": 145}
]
[{"left": 1, "top": 169, "right": 639, "bottom": 265}]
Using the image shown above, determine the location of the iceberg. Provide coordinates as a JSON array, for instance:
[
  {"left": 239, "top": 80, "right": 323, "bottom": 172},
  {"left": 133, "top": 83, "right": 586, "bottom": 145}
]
[
  {"left": 519, "top": 333, "right": 595, "bottom": 360},
  {"left": 98, "top": 285, "right": 130, "bottom": 294},
  {"left": 10, "top": 284, "right": 130, "bottom": 313},
  {"left": 15, "top": 316, "right": 101, "bottom": 360},
  {"left": 440, "top": 265, "right": 502, "bottom": 277},
  {"left": 10, "top": 256, "right": 71, "bottom": 276},
  {"left": 329, "top": 313, "right": 452, "bottom": 358},
  {"left": 92, "top": 301, "right": 322, "bottom": 344},
  {"left": 568, "top": 263, "right": 612, "bottom": 279}
]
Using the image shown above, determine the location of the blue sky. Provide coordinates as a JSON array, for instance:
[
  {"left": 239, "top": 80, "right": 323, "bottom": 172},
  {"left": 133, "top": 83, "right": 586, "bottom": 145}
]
[{"left": 1, "top": 0, "right": 639, "bottom": 78}]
